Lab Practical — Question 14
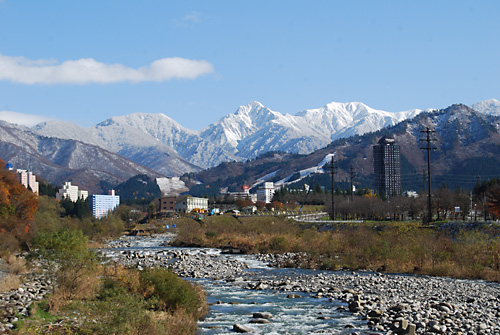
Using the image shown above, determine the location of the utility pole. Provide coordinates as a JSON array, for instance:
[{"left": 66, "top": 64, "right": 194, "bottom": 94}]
[
  {"left": 349, "top": 165, "right": 355, "bottom": 203},
  {"left": 329, "top": 155, "right": 337, "bottom": 220},
  {"left": 422, "top": 169, "right": 426, "bottom": 194},
  {"left": 420, "top": 127, "right": 436, "bottom": 224}
]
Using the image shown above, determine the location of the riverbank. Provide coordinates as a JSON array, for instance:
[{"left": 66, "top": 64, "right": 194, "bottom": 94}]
[
  {"left": 105, "top": 234, "right": 500, "bottom": 334},
  {"left": 0, "top": 268, "right": 50, "bottom": 333},
  {"left": 254, "top": 254, "right": 500, "bottom": 334}
]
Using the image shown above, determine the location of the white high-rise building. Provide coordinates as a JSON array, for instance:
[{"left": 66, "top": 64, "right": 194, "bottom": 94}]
[
  {"left": 257, "top": 182, "right": 275, "bottom": 203},
  {"left": 89, "top": 190, "right": 120, "bottom": 219},
  {"left": 16, "top": 169, "right": 39, "bottom": 195},
  {"left": 56, "top": 182, "right": 88, "bottom": 202}
]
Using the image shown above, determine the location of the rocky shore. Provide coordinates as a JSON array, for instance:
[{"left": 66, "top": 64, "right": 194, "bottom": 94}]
[
  {"left": 251, "top": 254, "right": 500, "bottom": 334},
  {"left": 0, "top": 271, "right": 51, "bottom": 333},
  {"left": 104, "top": 239, "right": 500, "bottom": 335}
]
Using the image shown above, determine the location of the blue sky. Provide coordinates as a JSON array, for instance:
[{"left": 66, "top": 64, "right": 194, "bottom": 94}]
[{"left": 0, "top": 1, "right": 498, "bottom": 129}]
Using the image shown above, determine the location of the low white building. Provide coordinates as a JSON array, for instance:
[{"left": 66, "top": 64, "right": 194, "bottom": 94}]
[
  {"left": 56, "top": 181, "right": 88, "bottom": 202},
  {"left": 175, "top": 196, "right": 209, "bottom": 213},
  {"left": 257, "top": 182, "right": 275, "bottom": 203}
]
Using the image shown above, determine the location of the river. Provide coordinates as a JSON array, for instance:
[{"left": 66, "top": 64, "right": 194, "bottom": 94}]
[{"left": 103, "top": 235, "right": 371, "bottom": 334}]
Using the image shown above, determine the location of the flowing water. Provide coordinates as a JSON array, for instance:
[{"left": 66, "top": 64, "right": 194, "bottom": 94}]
[
  {"left": 196, "top": 277, "right": 367, "bottom": 334},
  {"left": 104, "top": 235, "right": 370, "bottom": 334}
]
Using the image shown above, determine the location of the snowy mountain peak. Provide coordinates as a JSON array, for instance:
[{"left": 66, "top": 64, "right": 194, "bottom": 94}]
[
  {"left": 97, "top": 112, "right": 181, "bottom": 129},
  {"left": 236, "top": 101, "right": 265, "bottom": 114},
  {"left": 323, "top": 101, "right": 372, "bottom": 112},
  {"left": 233, "top": 101, "right": 282, "bottom": 123},
  {"left": 471, "top": 99, "right": 500, "bottom": 116}
]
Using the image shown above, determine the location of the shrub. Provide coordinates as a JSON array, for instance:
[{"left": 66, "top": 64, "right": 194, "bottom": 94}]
[
  {"left": 139, "top": 268, "right": 207, "bottom": 319},
  {"left": 205, "top": 230, "right": 218, "bottom": 239},
  {"left": 269, "top": 236, "right": 289, "bottom": 253},
  {"left": 33, "top": 228, "right": 100, "bottom": 307}
]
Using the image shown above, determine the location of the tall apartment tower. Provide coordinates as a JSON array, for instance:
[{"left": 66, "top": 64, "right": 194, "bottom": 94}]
[
  {"left": 16, "top": 169, "right": 39, "bottom": 195},
  {"left": 89, "top": 190, "right": 120, "bottom": 219},
  {"left": 373, "top": 135, "right": 401, "bottom": 197}
]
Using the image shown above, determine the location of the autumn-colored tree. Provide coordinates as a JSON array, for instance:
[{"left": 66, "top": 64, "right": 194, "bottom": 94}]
[
  {"left": 255, "top": 200, "right": 267, "bottom": 211},
  {"left": 234, "top": 198, "right": 254, "bottom": 210},
  {"left": 0, "top": 160, "right": 39, "bottom": 250},
  {"left": 270, "top": 201, "right": 283, "bottom": 210},
  {"left": 486, "top": 185, "right": 500, "bottom": 218}
]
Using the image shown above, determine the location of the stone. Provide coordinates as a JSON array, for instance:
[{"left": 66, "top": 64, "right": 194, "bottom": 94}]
[
  {"left": 233, "top": 323, "right": 253, "bottom": 333},
  {"left": 249, "top": 318, "right": 271, "bottom": 324},
  {"left": 349, "top": 300, "right": 363, "bottom": 312},
  {"left": 368, "top": 309, "right": 384, "bottom": 317},
  {"left": 252, "top": 312, "right": 273, "bottom": 319},
  {"left": 286, "top": 294, "right": 301, "bottom": 299}
]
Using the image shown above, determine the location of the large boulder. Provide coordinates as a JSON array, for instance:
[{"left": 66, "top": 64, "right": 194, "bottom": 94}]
[{"left": 233, "top": 323, "right": 253, "bottom": 333}]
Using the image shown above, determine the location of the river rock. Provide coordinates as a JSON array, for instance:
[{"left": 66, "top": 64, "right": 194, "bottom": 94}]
[
  {"left": 252, "top": 312, "right": 273, "bottom": 319},
  {"left": 233, "top": 323, "right": 253, "bottom": 333},
  {"left": 286, "top": 294, "right": 301, "bottom": 298},
  {"left": 249, "top": 318, "right": 271, "bottom": 324}
]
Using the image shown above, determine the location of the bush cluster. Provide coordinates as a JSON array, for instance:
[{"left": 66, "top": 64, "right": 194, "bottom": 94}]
[{"left": 16, "top": 228, "right": 207, "bottom": 334}]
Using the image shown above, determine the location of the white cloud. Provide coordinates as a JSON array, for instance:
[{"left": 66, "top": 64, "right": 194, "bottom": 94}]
[
  {"left": 0, "top": 110, "right": 53, "bottom": 127},
  {"left": 0, "top": 54, "right": 215, "bottom": 84},
  {"left": 183, "top": 12, "right": 202, "bottom": 23}
]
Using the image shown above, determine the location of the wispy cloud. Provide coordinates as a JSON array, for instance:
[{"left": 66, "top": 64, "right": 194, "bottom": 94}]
[
  {"left": 183, "top": 12, "right": 202, "bottom": 23},
  {"left": 0, "top": 54, "right": 215, "bottom": 84}
]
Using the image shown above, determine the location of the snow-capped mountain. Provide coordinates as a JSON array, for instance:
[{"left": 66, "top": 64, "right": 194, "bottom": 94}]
[
  {"left": 41, "top": 100, "right": 417, "bottom": 171},
  {"left": 2, "top": 99, "right": 496, "bottom": 185},
  {"left": 471, "top": 99, "right": 500, "bottom": 116},
  {"left": 295, "top": 102, "right": 422, "bottom": 140},
  {"left": 190, "top": 103, "right": 500, "bottom": 193},
  {"left": 34, "top": 114, "right": 206, "bottom": 175},
  {"left": 199, "top": 101, "right": 426, "bottom": 158},
  {"left": 0, "top": 120, "right": 162, "bottom": 194}
]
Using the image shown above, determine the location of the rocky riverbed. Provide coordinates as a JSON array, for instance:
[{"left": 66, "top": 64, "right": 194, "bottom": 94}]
[
  {"left": 250, "top": 254, "right": 500, "bottom": 334},
  {"left": 104, "top": 236, "right": 500, "bottom": 334}
]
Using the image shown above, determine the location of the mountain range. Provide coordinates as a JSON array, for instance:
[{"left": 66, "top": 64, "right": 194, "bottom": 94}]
[
  {"left": 187, "top": 101, "right": 500, "bottom": 194},
  {"left": 0, "top": 99, "right": 499, "bottom": 194},
  {"left": 31, "top": 101, "right": 430, "bottom": 170}
]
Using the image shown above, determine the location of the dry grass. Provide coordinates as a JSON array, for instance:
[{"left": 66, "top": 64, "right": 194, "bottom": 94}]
[
  {"left": 0, "top": 273, "right": 21, "bottom": 292},
  {"left": 3, "top": 254, "right": 27, "bottom": 275},
  {"left": 0, "top": 254, "right": 27, "bottom": 292},
  {"left": 174, "top": 216, "right": 500, "bottom": 282}
]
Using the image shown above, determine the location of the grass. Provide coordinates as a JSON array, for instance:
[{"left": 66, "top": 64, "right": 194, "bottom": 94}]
[
  {"left": 0, "top": 274, "right": 21, "bottom": 292},
  {"left": 174, "top": 214, "right": 500, "bottom": 282},
  {"left": 12, "top": 227, "right": 208, "bottom": 334},
  {"left": 13, "top": 265, "right": 208, "bottom": 335},
  {"left": 0, "top": 254, "right": 27, "bottom": 292}
]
